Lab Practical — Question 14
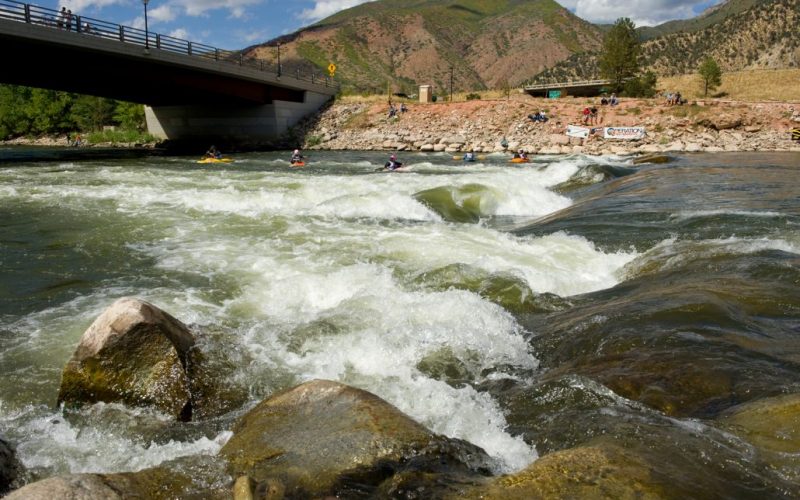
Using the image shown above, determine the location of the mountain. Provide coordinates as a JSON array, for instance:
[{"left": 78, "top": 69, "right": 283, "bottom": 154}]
[
  {"left": 636, "top": 0, "right": 764, "bottom": 40},
  {"left": 243, "top": 0, "right": 603, "bottom": 94},
  {"left": 530, "top": 0, "right": 799, "bottom": 84}
]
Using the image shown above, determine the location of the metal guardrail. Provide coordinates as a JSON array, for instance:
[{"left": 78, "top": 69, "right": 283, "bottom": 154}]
[
  {"left": 524, "top": 79, "right": 611, "bottom": 90},
  {"left": 0, "top": 0, "right": 338, "bottom": 89}
]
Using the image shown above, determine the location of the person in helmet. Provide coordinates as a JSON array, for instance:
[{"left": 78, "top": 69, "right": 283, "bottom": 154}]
[
  {"left": 290, "top": 149, "right": 305, "bottom": 165},
  {"left": 384, "top": 153, "right": 403, "bottom": 170},
  {"left": 205, "top": 145, "right": 222, "bottom": 159},
  {"left": 512, "top": 149, "right": 528, "bottom": 160}
]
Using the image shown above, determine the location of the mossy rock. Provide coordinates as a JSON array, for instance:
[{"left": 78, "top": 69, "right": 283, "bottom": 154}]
[
  {"left": 57, "top": 297, "right": 195, "bottom": 421},
  {"left": 449, "top": 444, "right": 667, "bottom": 499},
  {"left": 720, "top": 393, "right": 800, "bottom": 483},
  {"left": 220, "top": 379, "right": 495, "bottom": 497}
]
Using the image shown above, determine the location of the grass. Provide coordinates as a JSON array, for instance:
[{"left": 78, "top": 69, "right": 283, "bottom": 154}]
[
  {"left": 658, "top": 69, "right": 800, "bottom": 102},
  {"left": 85, "top": 129, "right": 155, "bottom": 145},
  {"left": 342, "top": 109, "right": 373, "bottom": 129},
  {"left": 667, "top": 104, "right": 707, "bottom": 118}
]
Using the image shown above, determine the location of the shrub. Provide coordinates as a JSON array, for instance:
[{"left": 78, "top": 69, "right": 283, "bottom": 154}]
[{"left": 466, "top": 93, "right": 481, "bottom": 101}]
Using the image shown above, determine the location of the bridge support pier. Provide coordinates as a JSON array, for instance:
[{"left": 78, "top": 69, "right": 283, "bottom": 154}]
[{"left": 144, "top": 91, "right": 331, "bottom": 148}]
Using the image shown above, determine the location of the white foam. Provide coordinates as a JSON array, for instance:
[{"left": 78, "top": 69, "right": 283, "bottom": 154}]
[{"left": 1, "top": 404, "right": 231, "bottom": 475}]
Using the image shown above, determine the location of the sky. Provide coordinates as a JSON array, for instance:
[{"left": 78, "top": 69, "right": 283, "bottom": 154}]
[{"left": 52, "top": 0, "right": 725, "bottom": 50}]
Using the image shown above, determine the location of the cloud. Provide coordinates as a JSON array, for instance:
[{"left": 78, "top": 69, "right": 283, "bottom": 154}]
[
  {"left": 169, "top": 0, "right": 264, "bottom": 17},
  {"left": 298, "top": 0, "right": 376, "bottom": 23},
  {"left": 238, "top": 29, "right": 270, "bottom": 43},
  {"left": 169, "top": 28, "right": 190, "bottom": 39},
  {"left": 149, "top": 4, "right": 178, "bottom": 23},
  {"left": 62, "top": 0, "right": 126, "bottom": 13},
  {"left": 558, "top": 0, "right": 721, "bottom": 26}
]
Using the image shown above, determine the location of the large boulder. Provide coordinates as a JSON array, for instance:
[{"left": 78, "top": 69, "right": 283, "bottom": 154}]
[
  {"left": 449, "top": 444, "right": 666, "bottom": 499},
  {"left": 220, "top": 380, "right": 495, "bottom": 498},
  {"left": 698, "top": 114, "right": 742, "bottom": 131},
  {"left": 57, "top": 297, "right": 196, "bottom": 421},
  {"left": 0, "top": 437, "right": 22, "bottom": 495},
  {"left": 720, "top": 394, "right": 800, "bottom": 484}
]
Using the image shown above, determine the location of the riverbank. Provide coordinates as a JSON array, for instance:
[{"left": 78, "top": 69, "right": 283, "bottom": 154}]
[{"left": 296, "top": 94, "right": 800, "bottom": 155}]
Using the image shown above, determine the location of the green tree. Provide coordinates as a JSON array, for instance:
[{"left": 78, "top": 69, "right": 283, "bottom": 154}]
[
  {"left": 114, "top": 101, "right": 146, "bottom": 131},
  {"left": 28, "top": 89, "right": 73, "bottom": 135},
  {"left": 70, "top": 95, "right": 115, "bottom": 131},
  {"left": 599, "top": 18, "right": 640, "bottom": 93},
  {"left": 623, "top": 70, "right": 658, "bottom": 98},
  {"left": 0, "top": 85, "right": 32, "bottom": 138},
  {"left": 697, "top": 57, "right": 722, "bottom": 97}
]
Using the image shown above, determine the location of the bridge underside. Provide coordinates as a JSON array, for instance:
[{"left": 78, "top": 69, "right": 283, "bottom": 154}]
[
  {"left": 524, "top": 84, "right": 610, "bottom": 98},
  {"left": 0, "top": 17, "right": 338, "bottom": 147},
  {"left": 2, "top": 34, "right": 304, "bottom": 106}
]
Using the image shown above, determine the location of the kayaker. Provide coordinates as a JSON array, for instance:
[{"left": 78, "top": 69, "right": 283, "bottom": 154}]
[
  {"left": 291, "top": 149, "right": 305, "bottom": 164},
  {"left": 385, "top": 154, "right": 402, "bottom": 170},
  {"left": 463, "top": 150, "right": 476, "bottom": 162},
  {"left": 205, "top": 145, "right": 222, "bottom": 159}
]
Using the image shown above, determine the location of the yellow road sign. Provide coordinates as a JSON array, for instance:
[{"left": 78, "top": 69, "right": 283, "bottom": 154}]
[{"left": 328, "top": 63, "right": 336, "bottom": 76}]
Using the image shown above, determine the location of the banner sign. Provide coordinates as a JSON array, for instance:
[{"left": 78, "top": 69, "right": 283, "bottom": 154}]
[
  {"left": 566, "top": 125, "right": 590, "bottom": 138},
  {"left": 603, "top": 127, "right": 646, "bottom": 140}
]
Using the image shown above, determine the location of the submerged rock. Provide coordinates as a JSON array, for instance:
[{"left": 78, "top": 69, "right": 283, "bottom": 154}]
[
  {"left": 632, "top": 154, "right": 671, "bottom": 165},
  {"left": 0, "top": 437, "right": 22, "bottom": 495},
  {"left": 57, "top": 297, "right": 196, "bottom": 421},
  {"left": 220, "top": 379, "right": 495, "bottom": 498}
]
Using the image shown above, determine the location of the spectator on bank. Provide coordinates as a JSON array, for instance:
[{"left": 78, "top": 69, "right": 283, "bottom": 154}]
[
  {"left": 610, "top": 94, "right": 619, "bottom": 106},
  {"left": 65, "top": 9, "right": 73, "bottom": 31},
  {"left": 590, "top": 105, "right": 598, "bottom": 125},
  {"left": 600, "top": 96, "right": 609, "bottom": 105},
  {"left": 582, "top": 107, "right": 591, "bottom": 124},
  {"left": 400, "top": 103, "right": 407, "bottom": 113}
]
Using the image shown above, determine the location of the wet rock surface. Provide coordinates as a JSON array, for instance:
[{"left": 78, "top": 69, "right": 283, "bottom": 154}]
[
  {"left": 57, "top": 297, "right": 197, "bottom": 420},
  {"left": 220, "top": 379, "right": 495, "bottom": 498},
  {"left": 0, "top": 437, "right": 22, "bottom": 495}
]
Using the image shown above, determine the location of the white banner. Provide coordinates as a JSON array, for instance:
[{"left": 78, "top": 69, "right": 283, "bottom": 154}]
[
  {"left": 566, "top": 125, "right": 590, "bottom": 139},
  {"left": 603, "top": 127, "right": 646, "bottom": 140}
]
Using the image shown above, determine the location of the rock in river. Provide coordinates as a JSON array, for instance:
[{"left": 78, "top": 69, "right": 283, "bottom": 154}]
[
  {"left": 57, "top": 297, "right": 196, "bottom": 421},
  {"left": 221, "top": 379, "right": 496, "bottom": 498}
]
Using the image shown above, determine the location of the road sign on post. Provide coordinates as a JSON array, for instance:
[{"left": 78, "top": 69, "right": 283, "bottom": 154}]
[{"left": 328, "top": 63, "right": 336, "bottom": 77}]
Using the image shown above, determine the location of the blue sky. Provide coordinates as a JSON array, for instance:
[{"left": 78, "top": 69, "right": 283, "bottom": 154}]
[{"left": 54, "top": 0, "right": 724, "bottom": 50}]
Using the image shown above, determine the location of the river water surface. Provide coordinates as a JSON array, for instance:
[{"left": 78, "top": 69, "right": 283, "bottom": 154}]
[{"left": 1, "top": 150, "right": 798, "bottom": 495}]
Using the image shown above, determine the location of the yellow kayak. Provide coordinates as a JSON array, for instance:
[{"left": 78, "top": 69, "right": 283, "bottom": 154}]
[
  {"left": 197, "top": 157, "right": 234, "bottom": 164},
  {"left": 509, "top": 158, "right": 529, "bottom": 163}
]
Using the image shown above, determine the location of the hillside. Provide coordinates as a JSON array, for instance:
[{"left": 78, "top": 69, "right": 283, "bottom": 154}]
[
  {"left": 243, "top": 0, "right": 603, "bottom": 94},
  {"left": 637, "top": 0, "right": 764, "bottom": 40},
  {"left": 531, "top": 0, "right": 799, "bottom": 84}
]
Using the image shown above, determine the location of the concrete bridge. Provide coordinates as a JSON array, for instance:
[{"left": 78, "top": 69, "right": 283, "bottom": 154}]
[
  {"left": 0, "top": 0, "right": 338, "bottom": 146},
  {"left": 523, "top": 79, "right": 613, "bottom": 98}
]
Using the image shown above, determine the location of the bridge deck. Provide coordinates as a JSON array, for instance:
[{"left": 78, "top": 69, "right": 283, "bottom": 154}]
[{"left": 0, "top": 0, "right": 337, "bottom": 105}]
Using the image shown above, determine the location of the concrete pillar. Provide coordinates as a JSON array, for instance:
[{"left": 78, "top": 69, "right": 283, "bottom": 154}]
[{"left": 145, "top": 91, "right": 331, "bottom": 145}]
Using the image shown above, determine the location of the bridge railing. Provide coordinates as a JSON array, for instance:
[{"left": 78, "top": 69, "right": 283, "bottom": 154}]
[
  {"left": 0, "top": 0, "right": 338, "bottom": 89},
  {"left": 524, "top": 79, "right": 611, "bottom": 90}
]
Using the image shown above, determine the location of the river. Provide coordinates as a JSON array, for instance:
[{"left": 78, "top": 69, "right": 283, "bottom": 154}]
[{"left": 1, "top": 150, "right": 798, "bottom": 495}]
